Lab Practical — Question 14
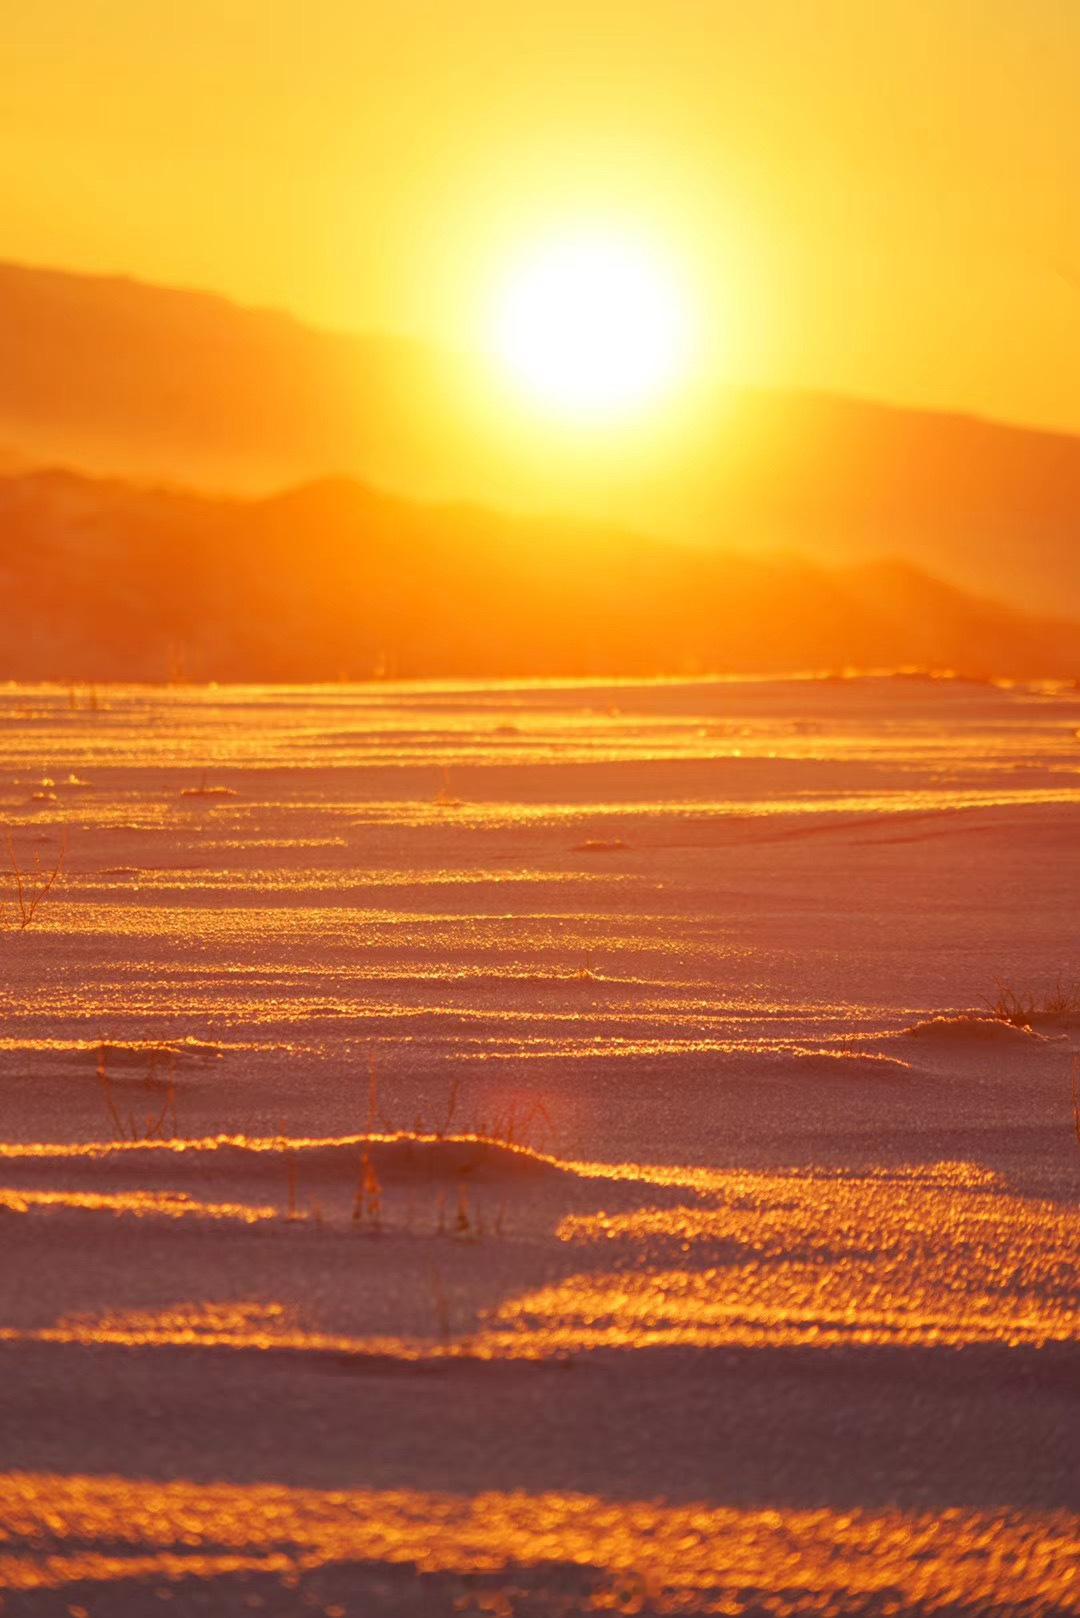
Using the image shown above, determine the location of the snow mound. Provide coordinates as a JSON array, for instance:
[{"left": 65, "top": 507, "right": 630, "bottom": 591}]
[
  {"left": 901, "top": 1015, "right": 1049, "bottom": 1045},
  {"left": 788, "top": 1051, "right": 913, "bottom": 1078},
  {"left": 0, "top": 1132, "right": 569, "bottom": 1198}
]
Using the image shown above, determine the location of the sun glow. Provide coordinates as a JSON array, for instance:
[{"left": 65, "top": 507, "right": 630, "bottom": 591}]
[{"left": 491, "top": 232, "right": 692, "bottom": 422}]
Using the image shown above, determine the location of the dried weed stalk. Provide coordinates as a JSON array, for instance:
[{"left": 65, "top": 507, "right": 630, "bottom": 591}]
[{"left": 4, "top": 832, "right": 66, "bottom": 930}]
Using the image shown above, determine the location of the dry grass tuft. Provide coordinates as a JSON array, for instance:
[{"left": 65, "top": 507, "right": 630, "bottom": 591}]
[
  {"left": 387, "top": 1078, "right": 553, "bottom": 1240},
  {"left": 365, "top": 1048, "right": 553, "bottom": 1155},
  {"left": 179, "top": 769, "right": 238, "bottom": 798},
  {"left": 984, "top": 977, "right": 1080, "bottom": 1028},
  {"left": 95, "top": 1042, "right": 177, "bottom": 1142}
]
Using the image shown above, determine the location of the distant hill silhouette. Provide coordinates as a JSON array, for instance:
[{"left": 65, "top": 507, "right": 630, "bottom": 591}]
[
  {"left": 0, "top": 260, "right": 453, "bottom": 496},
  {"left": 0, "top": 467, "right": 1075, "bottom": 682},
  {"left": 2, "top": 259, "right": 1080, "bottom": 619}
]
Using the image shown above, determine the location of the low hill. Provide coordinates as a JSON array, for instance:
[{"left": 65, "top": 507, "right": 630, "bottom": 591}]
[{"left": 0, "top": 468, "right": 1075, "bottom": 682}]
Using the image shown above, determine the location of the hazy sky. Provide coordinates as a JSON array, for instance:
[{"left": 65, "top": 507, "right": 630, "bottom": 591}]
[{"left": 5, "top": 0, "right": 1080, "bottom": 432}]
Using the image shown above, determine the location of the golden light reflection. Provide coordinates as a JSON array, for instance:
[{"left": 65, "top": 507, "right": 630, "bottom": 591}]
[
  {"left": 0, "top": 1188, "right": 276, "bottom": 1223},
  {"left": 51, "top": 1301, "right": 300, "bottom": 1347},
  {"left": 2, "top": 680, "right": 1078, "bottom": 784},
  {"left": 0, "top": 1292, "right": 426, "bottom": 1362},
  {"left": 2, "top": 1146, "right": 1074, "bottom": 1361},
  {"left": 0, "top": 1473, "right": 1076, "bottom": 1614},
  {"left": 483, "top": 1164, "right": 1079, "bottom": 1352}
]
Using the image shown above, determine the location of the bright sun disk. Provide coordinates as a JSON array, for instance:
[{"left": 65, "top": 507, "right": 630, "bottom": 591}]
[{"left": 492, "top": 234, "right": 691, "bottom": 422}]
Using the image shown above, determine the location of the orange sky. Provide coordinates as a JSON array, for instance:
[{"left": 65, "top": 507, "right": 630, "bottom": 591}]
[{"left": 4, "top": 1, "right": 1080, "bottom": 434}]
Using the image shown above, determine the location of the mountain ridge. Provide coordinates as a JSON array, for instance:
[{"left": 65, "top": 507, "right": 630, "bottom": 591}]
[
  {"left": 2, "top": 258, "right": 1080, "bottom": 621},
  {"left": 0, "top": 464, "right": 1076, "bottom": 683}
]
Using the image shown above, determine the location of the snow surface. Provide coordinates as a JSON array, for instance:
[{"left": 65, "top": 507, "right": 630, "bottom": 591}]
[{"left": 0, "top": 675, "right": 1077, "bottom": 1615}]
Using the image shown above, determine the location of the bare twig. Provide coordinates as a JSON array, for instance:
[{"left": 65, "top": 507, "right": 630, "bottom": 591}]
[
  {"left": 95, "top": 1044, "right": 128, "bottom": 1139},
  {"left": 427, "top": 1266, "right": 452, "bottom": 1344},
  {"left": 437, "top": 1077, "right": 460, "bottom": 1139},
  {"left": 353, "top": 1149, "right": 383, "bottom": 1231},
  {"left": 5, "top": 832, "right": 66, "bottom": 930}
]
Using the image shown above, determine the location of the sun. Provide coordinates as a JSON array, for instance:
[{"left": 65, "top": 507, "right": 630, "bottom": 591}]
[{"left": 491, "top": 232, "right": 692, "bottom": 422}]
